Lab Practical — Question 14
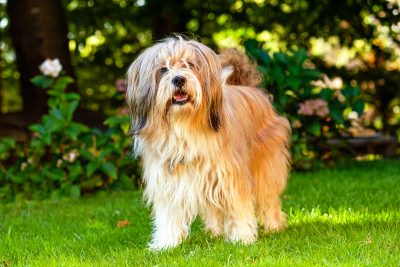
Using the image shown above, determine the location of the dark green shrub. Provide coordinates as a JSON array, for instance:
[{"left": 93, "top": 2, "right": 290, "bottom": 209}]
[{"left": 0, "top": 72, "right": 140, "bottom": 201}]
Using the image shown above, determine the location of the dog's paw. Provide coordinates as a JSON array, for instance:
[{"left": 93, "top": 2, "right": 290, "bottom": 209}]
[
  {"left": 204, "top": 220, "right": 223, "bottom": 238},
  {"left": 263, "top": 211, "right": 288, "bottom": 233},
  {"left": 148, "top": 241, "right": 177, "bottom": 251},
  {"left": 224, "top": 220, "right": 258, "bottom": 244},
  {"left": 148, "top": 235, "right": 184, "bottom": 251},
  {"left": 226, "top": 230, "right": 257, "bottom": 244}
]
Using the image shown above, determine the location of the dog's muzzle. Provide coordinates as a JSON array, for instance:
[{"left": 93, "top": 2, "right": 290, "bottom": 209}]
[{"left": 172, "top": 76, "right": 189, "bottom": 105}]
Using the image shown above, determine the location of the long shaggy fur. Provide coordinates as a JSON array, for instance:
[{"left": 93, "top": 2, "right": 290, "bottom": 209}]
[
  {"left": 127, "top": 36, "right": 291, "bottom": 250},
  {"left": 219, "top": 48, "right": 261, "bottom": 87}
]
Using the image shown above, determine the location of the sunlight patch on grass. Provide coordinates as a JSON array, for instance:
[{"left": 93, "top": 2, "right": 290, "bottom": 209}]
[{"left": 290, "top": 207, "right": 400, "bottom": 225}]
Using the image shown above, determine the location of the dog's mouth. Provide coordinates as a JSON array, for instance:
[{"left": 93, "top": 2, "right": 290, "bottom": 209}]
[{"left": 172, "top": 89, "right": 190, "bottom": 105}]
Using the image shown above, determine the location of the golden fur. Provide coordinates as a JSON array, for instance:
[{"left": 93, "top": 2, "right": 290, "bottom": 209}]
[{"left": 127, "top": 36, "right": 291, "bottom": 250}]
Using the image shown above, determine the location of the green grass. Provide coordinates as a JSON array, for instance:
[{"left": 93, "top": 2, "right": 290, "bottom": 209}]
[{"left": 1, "top": 159, "right": 399, "bottom": 266}]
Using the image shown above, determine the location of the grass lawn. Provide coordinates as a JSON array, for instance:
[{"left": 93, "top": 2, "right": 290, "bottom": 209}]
[{"left": 1, "top": 159, "right": 399, "bottom": 266}]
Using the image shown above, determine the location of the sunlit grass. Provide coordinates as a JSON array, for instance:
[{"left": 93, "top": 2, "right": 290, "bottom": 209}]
[{"left": 0, "top": 159, "right": 399, "bottom": 266}]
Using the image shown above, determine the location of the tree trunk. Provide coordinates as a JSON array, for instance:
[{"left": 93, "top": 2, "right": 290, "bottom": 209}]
[
  {"left": 6, "top": 0, "right": 75, "bottom": 117},
  {"left": 147, "top": 0, "right": 189, "bottom": 41}
]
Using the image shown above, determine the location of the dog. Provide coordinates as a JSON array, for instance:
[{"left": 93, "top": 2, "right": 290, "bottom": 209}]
[{"left": 126, "top": 36, "right": 290, "bottom": 250}]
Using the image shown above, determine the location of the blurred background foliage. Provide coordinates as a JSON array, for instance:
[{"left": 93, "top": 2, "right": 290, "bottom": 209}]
[
  {"left": 0, "top": 0, "right": 399, "bottom": 132},
  {"left": 0, "top": 0, "right": 399, "bottom": 200}
]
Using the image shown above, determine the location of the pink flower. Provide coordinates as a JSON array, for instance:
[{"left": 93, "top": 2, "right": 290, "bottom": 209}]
[
  {"left": 118, "top": 106, "right": 129, "bottom": 115},
  {"left": 115, "top": 79, "right": 127, "bottom": 93},
  {"left": 298, "top": 103, "right": 314, "bottom": 116},
  {"left": 298, "top": 98, "right": 329, "bottom": 118}
]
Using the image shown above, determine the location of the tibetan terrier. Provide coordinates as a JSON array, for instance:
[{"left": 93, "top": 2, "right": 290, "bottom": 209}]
[{"left": 126, "top": 36, "right": 290, "bottom": 250}]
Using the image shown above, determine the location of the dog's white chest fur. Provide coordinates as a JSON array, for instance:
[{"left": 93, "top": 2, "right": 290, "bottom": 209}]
[{"left": 137, "top": 122, "right": 230, "bottom": 210}]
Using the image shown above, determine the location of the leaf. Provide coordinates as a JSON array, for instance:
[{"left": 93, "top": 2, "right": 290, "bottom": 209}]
[
  {"left": 79, "top": 149, "right": 95, "bottom": 160},
  {"left": 270, "top": 65, "right": 286, "bottom": 87},
  {"left": 79, "top": 176, "right": 102, "bottom": 190},
  {"left": 342, "top": 86, "right": 361, "bottom": 99},
  {"left": 50, "top": 109, "right": 63, "bottom": 120},
  {"left": 244, "top": 39, "right": 259, "bottom": 52},
  {"left": 31, "top": 75, "right": 54, "bottom": 88},
  {"left": 10, "top": 173, "right": 25, "bottom": 184},
  {"left": 45, "top": 168, "right": 65, "bottom": 181},
  {"left": 0, "top": 138, "right": 16, "bottom": 154},
  {"left": 319, "top": 89, "right": 334, "bottom": 101},
  {"left": 86, "top": 161, "right": 99, "bottom": 177},
  {"left": 64, "top": 93, "right": 81, "bottom": 101},
  {"left": 252, "top": 49, "right": 271, "bottom": 65},
  {"left": 52, "top": 76, "right": 74, "bottom": 91},
  {"left": 65, "top": 123, "right": 89, "bottom": 141},
  {"left": 117, "top": 220, "right": 131, "bottom": 228},
  {"left": 329, "top": 101, "right": 345, "bottom": 124},
  {"left": 299, "top": 69, "right": 321, "bottom": 81},
  {"left": 30, "top": 172, "right": 42, "bottom": 183},
  {"left": 287, "top": 77, "right": 302, "bottom": 90},
  {"left": 274, "top": 53, "right": 289, "bottom": 66},
  {"left": 60, "top": 101, "right": 79, "bottom": 122},
  {"left": 104, "top": 115, "right": 130, "bottom": 128},
  {"left": 101, "top": 162, "right": 117, "bottom": 179},
  {"left": 68, "top": 163, "right": 82, "bottom": 181},
  {"left": 294, "top": 49, "right": 308, "bottom": 67},
  {"left": 306, "top": 120, "right": 321, "bottom": 136},
  {"left": 353, "top": 99, "right": 365, "bottom": 115}
]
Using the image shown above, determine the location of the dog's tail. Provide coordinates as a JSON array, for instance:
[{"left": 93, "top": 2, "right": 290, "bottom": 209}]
[{"left": 219, "top": 48, "right": 261, "bottom": 87}]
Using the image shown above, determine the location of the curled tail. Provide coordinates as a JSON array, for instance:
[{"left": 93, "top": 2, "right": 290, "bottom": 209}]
[{"left": 219, "top": 48, "right": 261, "bottom": 87}]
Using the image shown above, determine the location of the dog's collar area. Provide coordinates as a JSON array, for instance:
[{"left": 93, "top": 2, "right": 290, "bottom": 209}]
[{"left": 172, "top": 89, "right": 189, "bottom": 105}]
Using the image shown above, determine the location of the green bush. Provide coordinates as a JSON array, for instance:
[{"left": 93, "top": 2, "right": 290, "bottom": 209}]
[
  {"left": 245, "top": 40, "right": 365, "bottom": 169},
  {"left": 0, "top": 73, "right": 140, "bottom": 201}
]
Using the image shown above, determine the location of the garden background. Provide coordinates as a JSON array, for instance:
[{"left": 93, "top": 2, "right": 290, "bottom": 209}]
[{"left": 0, "top": 0, "right": 399, "bottom": 266}]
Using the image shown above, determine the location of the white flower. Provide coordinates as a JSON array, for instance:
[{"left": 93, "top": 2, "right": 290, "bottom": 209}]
[
  {"left": 20, "top": 162, "right": 28, "bottom": 171},
  {"left": 331, "top": 77, "right": 343, "bottom": 90},
  {"left": 56, "top": 159, "right": 63, "bottom": 167},
  {"left": 39, "top": 58, "right": 63, "bottom": 78},
  {"left": 63, "top": 150, "right": 79, "bottom": 163},
  {"left": 348, "top": 111, "right": 359, "bottom": 120}
]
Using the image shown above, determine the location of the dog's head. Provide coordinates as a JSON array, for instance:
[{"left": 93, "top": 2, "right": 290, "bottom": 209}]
[{"left": 127, "top": 36, "right": 223, "bottom": 135}]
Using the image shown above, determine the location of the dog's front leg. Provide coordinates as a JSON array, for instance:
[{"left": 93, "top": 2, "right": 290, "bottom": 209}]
[{"left": 149, "top": 198, "right": 196, "bottom": 251}]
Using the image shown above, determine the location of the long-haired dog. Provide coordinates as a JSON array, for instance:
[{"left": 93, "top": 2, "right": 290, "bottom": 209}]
[{"left": 127, "top": 36, "right": 290, "bottom": 250}]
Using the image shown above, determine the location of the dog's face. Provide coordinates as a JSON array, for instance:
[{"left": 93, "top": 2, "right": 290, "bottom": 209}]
[{"left": 127, "top": 37, "right": 222, "bottom": 135}]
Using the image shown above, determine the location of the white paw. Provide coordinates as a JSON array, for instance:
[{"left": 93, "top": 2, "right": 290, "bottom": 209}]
[
  {"left": 263, "top": 211, "right": 288, "bottom": 233},
  {"left": 204, "top": 220, "right": 223, "bottom": 237},
  {"left": 224, "top": 220, "right": 258, "bottom": 244},
  {"left": 148, "top": 233, "right": 185, "bottom": 251}
]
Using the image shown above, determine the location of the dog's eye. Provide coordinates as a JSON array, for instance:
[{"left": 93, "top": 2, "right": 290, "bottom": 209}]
[
  {"left": 187, "top": 62, "right": 195, "bottom": 69},
  {"left": 160, "top": 67, "right": 168, "bottom": 74}
]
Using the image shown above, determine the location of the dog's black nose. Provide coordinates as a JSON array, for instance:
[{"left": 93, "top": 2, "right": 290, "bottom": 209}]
[{"left": 172, "top": 76, "right": 186, "bottom": 87}]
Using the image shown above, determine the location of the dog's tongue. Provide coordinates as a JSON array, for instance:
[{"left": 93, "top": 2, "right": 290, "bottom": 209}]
[{"left": 173, "top": 91, "right": 188, "bottom": 101}]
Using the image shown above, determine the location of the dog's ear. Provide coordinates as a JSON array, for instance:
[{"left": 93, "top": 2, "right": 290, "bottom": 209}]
[
  {"left": 205, "top": 50, "right": 223, "bottom": 132},
  {"left": 191, "top": 41, "right": 223, "bottom": 132},
  {"left": 126, "top": 49, "right": 156, "bottom": 135}
]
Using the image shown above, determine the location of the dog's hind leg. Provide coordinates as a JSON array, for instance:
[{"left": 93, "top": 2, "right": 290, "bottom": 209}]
[
  {"left": 253, "top": 117, "right": 290, "bottom": 233},
  {"left": 254, "top": 146, "right": 289, "bottom": 232},
  {"left": 222, "top": 170, "right": 258, "bottom": 244}
]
